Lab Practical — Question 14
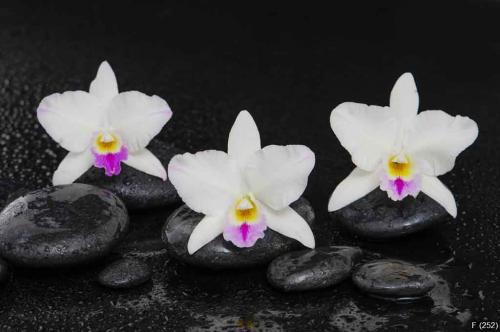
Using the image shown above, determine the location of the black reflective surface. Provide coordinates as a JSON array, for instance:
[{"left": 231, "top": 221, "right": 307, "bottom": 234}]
[{"left": 0, "top": 1, "right": 498, "bottom": 331}]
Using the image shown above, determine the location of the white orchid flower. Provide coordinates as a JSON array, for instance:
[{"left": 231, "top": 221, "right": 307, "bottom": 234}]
[
  {"left": 37, "top": 61, "right": 172, "bottom": 185},
  {"left": 168, "top": 111, "right": 316, "bottom": 254},
  {"left": 328, "top": 73, "right": 478, "bottom": 217}
]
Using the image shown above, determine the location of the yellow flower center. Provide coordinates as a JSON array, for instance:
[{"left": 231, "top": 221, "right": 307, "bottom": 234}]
[
  {"left": 387, "top": 154, "right": 413, "bottom": 180},
  {"left": 233, "top": 195, "right": 259, "bottom": 224},
  {"left": 94, "top": 132, "right": 121, "bottom": 154}
]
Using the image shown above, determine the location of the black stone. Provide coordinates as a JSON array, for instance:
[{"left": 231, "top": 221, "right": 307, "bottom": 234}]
[
  {"left": 0, "top": 257, "right": 10, "bottom": 283},
  {"left": 162, "top": 197, "right": 315, "bottom": 270},
  {"left": 79, "top": 140, "right": 182, "bottom": 210},
  {"left": 98, "top": 258, "right": 152, "bottom": 289},
  {"left": 0, "top": 184, "right": 129, "bottom": 268},
  {"left": 352, "top": 259, "right": 435, "bottom": 297},
  {"left": 0, "top": 178, "right": 27, "bottom": 210},
  {"left": 331, "top": 189, "right": 448, "bottom": 239},
  {"left": 267, "top": 246, "right": 362, "bottom": 292}
]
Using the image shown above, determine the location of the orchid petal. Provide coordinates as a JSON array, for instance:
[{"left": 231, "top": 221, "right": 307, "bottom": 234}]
[
  {"left": 89, "top": 61, "right": 119, "bottom": 104},
  {"left": 123, "top": 148, "right": 166, "bottom": 180},
  {"left": 330, "top": 102, "right": 398, "bottom": 171},
  {"left": 53, "top": 150, "right": 94, "bottom": 185},
  {"left": 244, "top": 145, "right": 315, "bottom": 210},
  {"left": 37, "top": 91, "right": 103, "bottom": 152},
  {"left": 227, "top": 110, "right": 261, "bottom": 167},
  {"left": 420, "top": 175, "right": 457, "bottom": 217},
  {"left": 390, "top": 72, "right": 419, "bottom": 123},
  {"left": 187, "top": 214, "right": 225, "bottom": 254},
  {"left": 168, "top": 150, "right": 243, "bottom": 215},
  {"left": 261, "top": 204, "right": 315, "bottom": 248},
  {"left": 407, "top": 110, "right": 478, "bottom": 176},
  {"left": 328, "top": 167, "right": 379, "bottom": 211},
  {"left": 108, "top": 91, "right": 172, "bottom": 153}
]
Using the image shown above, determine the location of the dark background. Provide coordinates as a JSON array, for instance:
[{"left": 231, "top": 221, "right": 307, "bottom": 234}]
[{"left": 0, "top": 1, "right": 498, "bottom": 331}]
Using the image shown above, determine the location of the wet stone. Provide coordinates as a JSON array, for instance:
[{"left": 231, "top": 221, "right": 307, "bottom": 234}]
[
  {"left": 267, "top": 246, "right": 363, "bottom": 292},
  {"left": 98, "top": 258, "right": 152, "bottom": 289},
  {"left": 352, "top": 259, "right": 435, "bottom": 298},
  {"left": 0, "top": 184, "right": 129, "bottom": 268},
  {"left": 0, "top": 178, "right": 27, "bottom": 210},
  {"left": 79, "top": 140, "right": 183, "bottom": 210},
  {"left": 331, "top": 189, "right": 448, "bottom": 239},
  {"left": 162, "top": 197, "right": 315, "bottom": 270}
]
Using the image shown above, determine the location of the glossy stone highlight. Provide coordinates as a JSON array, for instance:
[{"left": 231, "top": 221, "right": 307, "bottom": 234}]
[
  {"left": 267, "top": 246, "right": 362, "bottom": 292},
  {"left": 98, "top": 258, "right": 152, "bottom": 289},
  {"left": 0, "top": 184, "right": 129, "bottom": 268},
  {"left": 162, "top": 197, "right": 315, "bottom": 270},
  {"left": 331, "top": 189, "right": 448, "bottom": 239},
  {"left": 352, "top": 259, "right": 435, "bottom": 298}
]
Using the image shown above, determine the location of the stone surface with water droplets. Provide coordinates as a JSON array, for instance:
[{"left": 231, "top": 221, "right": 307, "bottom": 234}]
[
  {"left": 162, "top": 197, "right": 315, "bottom": 270},
  {"left": 79, "top": 140, "right": 182, "bottom": 210},
  {"left": 267, "top": 246, "right": 363, "bottom": 292},
  {"left": 0, "top": 184, "right": 129, "bottom": 268},
  {"left": 331, "top": 189, "right": 448, "bottom": 239},
  {"left": 352, "top": 259, "right": 436, "bottom": 298},
  {"left": 98, "top": 258, "right": 152, "bottom": 289}
]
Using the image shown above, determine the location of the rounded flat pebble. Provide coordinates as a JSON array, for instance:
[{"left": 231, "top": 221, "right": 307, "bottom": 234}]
[
  {"left": 352, "top": 259, "right": 435, "bottom": 297},
  {"left": 267, "top": 246, "right": 362, "bottom": 292},
  {"left": 98, "top": 258, "right": 152, "bottom": 289},
  {"left": 331, "top": 189, "right": 448, "bottom": 239},
  {"left": 0, "top": 257, "right": 10, "bottom": 283},
  {"left": 162, "top": 197, "right": 315, "bottom": 270},
  {"left": 0, "top": 184, "right": 129, "bottom": 268},
  {"left": 79, "top": 140, "right": 182, "bottom": 210}
]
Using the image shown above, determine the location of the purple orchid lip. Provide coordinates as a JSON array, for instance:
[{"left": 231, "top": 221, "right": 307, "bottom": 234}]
[
  {"left": 92, "top": 146, "right": 128, "bottom": 176},
  {"left": 380, "top": 172, "right": 421, "bottom": 201},
  {"left": 223, "top": 217, "right": 267, "bottom": 248}
]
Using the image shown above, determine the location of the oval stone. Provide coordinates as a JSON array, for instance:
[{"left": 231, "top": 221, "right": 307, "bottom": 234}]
[
  {"left": 79, "top": 140, "right": 182, "bottom": 210},
  {"left": 267, "top": 246, "right": 362, "bottom": 292},
  {"left": 352, "top": 259, "right": 435, "bottom": 297},
  {"left": 98, "top": 258, "right": 152, "bottom": 289},
  {"left": 0, "top": 184, "right": 129, "bottom": 268},
  {"left": 331, "top": 189, "right": 448, "bottom": 239},
  {"left": 162, "top": 197, "right": 315, "bottom": 270}
]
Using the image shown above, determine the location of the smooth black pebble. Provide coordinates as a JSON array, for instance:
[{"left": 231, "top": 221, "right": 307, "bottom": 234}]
[
  {"left": 352, "top": 259, "right": 435, "bottom": 298},
  {"left": 162, "top": 197, "right": 315, "bottom": 270},
  {"left": 331, "top": 189, "right": 448, "bottom": 239},
  {"left": 98, "top": 258, "right": 152, "bottom": 289},
  {"left": 267, "top": 246, "right": 363, "bottom": 292},
  {"left": 79, "top": 140, "right": 182, "bottom": 210},
  {"left": 0, "top": 184, "right": 129, "bottom": 268}
]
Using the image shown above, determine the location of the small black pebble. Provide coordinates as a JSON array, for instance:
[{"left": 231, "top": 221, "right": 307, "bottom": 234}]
[
  {"left": 98, "top": 258, "right": 152, "bottom": 289},
  {"left": 352, "top": 259, "right": 435, "bottom": 298}
]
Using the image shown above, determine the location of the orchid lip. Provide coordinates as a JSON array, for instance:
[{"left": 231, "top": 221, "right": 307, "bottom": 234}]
[
  {"left": 223, "top": 193, "right": 268, "bottom": 247},
  {"left": 92, "top": 131, "right": 128, "bottom": 176},
  {"left": 380, "top": 154, "right": 421, "bottom": 201}
]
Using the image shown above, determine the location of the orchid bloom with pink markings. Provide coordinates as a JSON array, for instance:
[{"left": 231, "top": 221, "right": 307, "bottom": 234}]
[
  {"left": 168, "top": 111, "right": 316, "bottom": 254},
  {"left": 37, "top": 61, "right": 172, "bottom": 185},
  {"left": 328, "top": 73, "right": 478, "bottom": 217}
]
